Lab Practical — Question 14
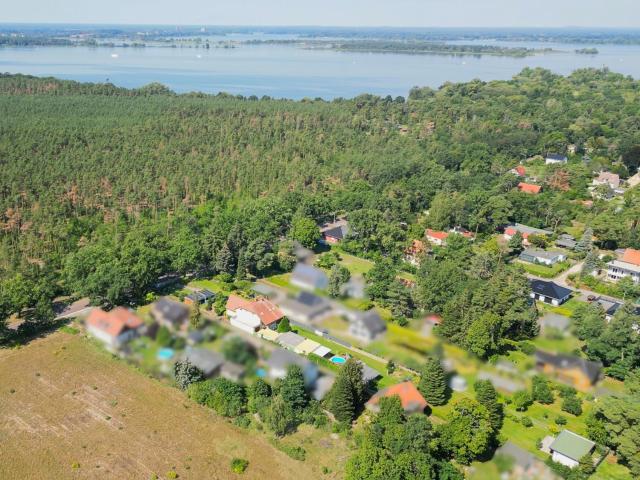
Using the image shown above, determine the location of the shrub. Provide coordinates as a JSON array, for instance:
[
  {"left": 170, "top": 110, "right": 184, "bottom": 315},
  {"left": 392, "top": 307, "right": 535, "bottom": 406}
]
[
  {"left": 520, "top": 416, "right": 533, "bottom": 427},
  {"left": 187, "top": 380, "right": 213, "bottom": 405},
  {"left": 230, "top": 458, "right": 249, "bottom": 474},
  {"left": 512, "top": 390, "right": 532, "bottom": 411},
  {"left": 555, "top": 415, "right": 568, "bottom": 425},
  {"left": 233, "top": 414, "right": 252, "bottom": 429},
  {"left": 561, "top": 395, "right": 583, "bottom": 416},
  {"left": 519, "top": 342, "right": 536, "bottom": 355},
  {"left": 166, "top": 470, "right": 178, "bottom": 479}
]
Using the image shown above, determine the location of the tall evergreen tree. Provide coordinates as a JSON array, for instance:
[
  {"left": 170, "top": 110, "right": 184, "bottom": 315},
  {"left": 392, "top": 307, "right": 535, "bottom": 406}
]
[
  {"left": 215, "top": 242, "right": 235, "bottom": 275},
  {"left": 576, "top": 227, "right": 594, "bottom": 254},
  {"left": 418, "top": 358, "right": 447, "bottom": 406},
  {"left": 280, "top": 364, "right": 308, "bottom": 412},
  {"left": 474, "top": 380, "right": 503, "bottom": 431},
  {"left": 329, "top": 373, "right": 355, "bottom": 423}
]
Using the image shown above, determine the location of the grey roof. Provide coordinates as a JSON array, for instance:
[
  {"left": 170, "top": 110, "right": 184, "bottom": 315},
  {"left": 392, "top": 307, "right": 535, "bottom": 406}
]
[
  {"left": 297, "top": 291, "right": 328, "bottom": 307},
  {"left": 321, "top": 220, "right": 349, "bottom": 240},
  {"left": 291, "top": 263, "right": 329, "bottom": 289},
  {"left": 539, "top": 312, "right": 570, "bottom": 331},
  {"left": 508, "top": 223, "right": 553, "bottom": 236},
  {"left": 496, "top": 441, "right": 536, "bottom": 469},
  {"left": 358, "top": 361, "right": 382, "bottom": 383},
  {"left": 267, "top": 348, "right": 312, "bottom": 371},
  {"left": 277, "top": 331, "right": 306, "bottom": 349},
  {"left": 187, "top": 330, "right": 205, "bottom": 343},
  {"left": 182, "top": 347, "right": 224, "bottom": 376},
  {"left": 535, "top": 350, "right": 602, "bottom": 384},
  {"left": 520, "top": 249, "right": 565, "bottom": 261},
  {"left": 599, "top": 300, "right": 640, "bottom": 318},
  {"left": 352, "top": 309, "right": 387, "bottom": 335},
  {"left": 220, "top": 362, "right": 245, "bottom": 379},
  {"left": 556, "top": 237, "right": 577, "bottom": 249},
  {"left": 530, "top": 279, "right": 573, "bottom": 300},
  {"left": 152, "top": 298, "right": 188, "bottom": 324},
  {"left": 186, "top": 289, "right": 215, "bottom": 303}
]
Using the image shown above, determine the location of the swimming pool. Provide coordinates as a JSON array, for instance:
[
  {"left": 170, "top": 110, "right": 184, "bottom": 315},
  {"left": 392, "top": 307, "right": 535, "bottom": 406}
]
[
  {"left": 157, "top": 348, "right": 175, "bottom": 361},
  {"left": 330, "top": 356, "right": 346, "bottom": 365},
  {"left": 256, "top": 368, "right": 266, "bottom": 378}
]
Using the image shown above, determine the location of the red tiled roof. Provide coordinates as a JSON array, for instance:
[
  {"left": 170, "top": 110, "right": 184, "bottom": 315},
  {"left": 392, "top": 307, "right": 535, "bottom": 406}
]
[
  {"left": 515, "top": 165, "right": 526, "bottom": 176},
  {"left": 367, "top": 381, "right": 428, "bottom": 412},
  {"left": 86, "top": 307, "right": 143, "bottom": 337},
  {"left": 226, "top": 295, "right": 284, "bottom": 326},
  {"left": 622, "top": 248, "right": 640, "bottom": 266},
  {"left": 518, "top": 182, "right": 542, "bottom": 194},
  {"left": 425, "top": 314, "right": 442, "bottom": 325},
  {"left": 405, "top": 239, "right": 426, "bottom": 255},
  {"left": 426, "top": 229, "right": 449, "bottom": 241}
]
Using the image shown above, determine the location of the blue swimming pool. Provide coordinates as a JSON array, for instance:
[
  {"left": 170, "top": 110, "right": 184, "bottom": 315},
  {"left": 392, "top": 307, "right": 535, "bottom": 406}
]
[
  {"left": 256, "top": 368, "right": 266, "bottom": 378},
  {"left": 157, "top": 348, "right": 175, "bottom": 360},
  {"left": 330, "top": 356, "right": 346, "bottom": 365}
]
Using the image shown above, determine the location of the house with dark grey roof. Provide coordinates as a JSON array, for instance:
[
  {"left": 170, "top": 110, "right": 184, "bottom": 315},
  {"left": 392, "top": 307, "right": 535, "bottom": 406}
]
[
  {"left": 598, "top": 299, "right": 640, "bottom": 321},
  {"left": 184, "top": 289, "right": 215, "bottom": 306},
  {"left": 320, "top": 219, "right": 349, "bottom": 245},
  {"left": 555, "top": 234, "right": 577, "bottom": 250},
  {"left": 181, "top": 347, "right": 224, "bottom": 378},
  {"left": 535, "top": 350, "right": 602, "bottom": 390},
  {"left": 549, "top": 430, "right": 596, "bottom": 469},
  {"left": 291, "top": 263, "right": 329, "bottom": 291},
  {"left": 151, "top": 297, "right": 189, "bottom": 331},
  {"left": 348, "top": 309, "right": 387, "bottom": 344},
  {"left": 530, "top": 279, "right": 573, "bottom": 306},
  {"left": 277, "top": 291, "right": 332, "bottom": 324},
  {"left": 545, "top": 154, "right": 568, "bottom": 165}
]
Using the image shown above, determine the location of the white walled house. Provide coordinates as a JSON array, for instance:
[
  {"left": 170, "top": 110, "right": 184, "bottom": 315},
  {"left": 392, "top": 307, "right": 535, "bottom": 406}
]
[
  {"left": 226, "top": 294, "right": 284, "bottom": 333},
  {"left": 607, "top": 248, "right": 640, "bottom": 284},
  {"left": 549, "top": 430, "right": 595, "bottom": 469},
  {"left": 86, "top": 307, "right": 145, "bottom": 351}
]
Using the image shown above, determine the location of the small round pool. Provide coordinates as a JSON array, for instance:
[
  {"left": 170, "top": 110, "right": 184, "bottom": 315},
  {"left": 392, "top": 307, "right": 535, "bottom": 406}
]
[
  {"left": 256, "top": 368, "right": 266, "bottom": 378},
  {"left": 330, "top": 356, "right": 346, "bottom": 365},
  {"left": 157, "top": 348, "right": 175, "bottom": 361}
]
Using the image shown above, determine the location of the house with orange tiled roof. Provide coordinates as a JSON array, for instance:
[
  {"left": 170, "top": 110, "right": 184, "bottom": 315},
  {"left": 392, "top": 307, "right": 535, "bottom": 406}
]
[
  {"left": 404, "top": 239, "right": 426, "bottom": 266},
  {"left": 366, "top": 381, "right": 428, "bottom": 415},
  {"left": 425, "top": 229, "right": 449, "bottom": 246},
  {"left": 518, "top": 182, "right": 542, "bottom": 195},
  {"left": 607, "top": 248, "right": 640, "bottom": 284},
  {"left": 226, "top": 295, "right": 284, "bottom": 333},
  {"left": 86, "top": 307, "right": 145, "bottom": 350},
  {"left": 510, "top": 165, "right": 526, "bottom": 177}
]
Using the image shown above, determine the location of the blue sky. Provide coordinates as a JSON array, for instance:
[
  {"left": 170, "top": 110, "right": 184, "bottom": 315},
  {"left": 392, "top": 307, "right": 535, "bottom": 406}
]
[{"left": 3, "top": 0, "right": 640, "bottom": 27}]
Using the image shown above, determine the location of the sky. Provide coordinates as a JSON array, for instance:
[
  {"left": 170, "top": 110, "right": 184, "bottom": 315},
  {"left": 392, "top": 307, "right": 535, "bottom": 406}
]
[{"left": 3, "top": 0, "right": 640, "bottom": 28}]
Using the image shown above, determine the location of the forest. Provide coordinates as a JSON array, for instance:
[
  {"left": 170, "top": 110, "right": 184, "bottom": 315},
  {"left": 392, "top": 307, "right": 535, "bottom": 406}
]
[{"left": 1, "top": 67, "right": 640, "bottom": 335}]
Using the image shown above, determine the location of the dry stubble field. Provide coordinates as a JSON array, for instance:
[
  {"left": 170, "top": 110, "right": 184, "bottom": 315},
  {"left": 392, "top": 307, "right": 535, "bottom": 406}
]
[{"left": 0, "top": 331, "right": 345, "bottom": 479}]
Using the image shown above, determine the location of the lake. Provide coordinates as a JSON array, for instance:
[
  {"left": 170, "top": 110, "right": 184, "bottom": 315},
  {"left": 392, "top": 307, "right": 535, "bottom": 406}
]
[{"left": 2, "top": 38, "right": 640, "bottom": 99}]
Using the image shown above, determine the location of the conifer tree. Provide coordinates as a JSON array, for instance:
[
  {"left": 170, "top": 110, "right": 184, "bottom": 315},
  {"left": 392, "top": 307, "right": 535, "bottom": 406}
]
[
  {"left": 280, "top": 364, "right": 308, "bottom": 412},
  {"left": 531, "top": 375, "right": 554, "bottom": 404},
  {"left": 474, "top": 379, "right": 503, "bottom": 430},
  {"left": 419, "top": 357, "right": 447, "bottom": 406},
  {"left": 328, "top": 373, "right": 355, "bottom": 423},
  {"left": 215, "top": 242, "right": 235, "bottom": 275}
]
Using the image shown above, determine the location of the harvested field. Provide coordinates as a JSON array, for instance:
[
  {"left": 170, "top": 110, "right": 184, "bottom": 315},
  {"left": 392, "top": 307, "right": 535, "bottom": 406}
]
[{"left": 0, "top": 331, "right": 345, "bottom": 479}]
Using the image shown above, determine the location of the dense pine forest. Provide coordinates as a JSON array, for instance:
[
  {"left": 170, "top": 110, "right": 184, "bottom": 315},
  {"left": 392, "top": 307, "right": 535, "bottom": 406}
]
[{"left": 1, "top": 68, "right": 639, "bottom": 335}]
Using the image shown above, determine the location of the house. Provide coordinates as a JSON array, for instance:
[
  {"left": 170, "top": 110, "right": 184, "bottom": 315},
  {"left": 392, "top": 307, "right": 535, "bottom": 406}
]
[
  {"left": 555, "top": 234, "right": 577, "bottom": 250},
  {"left": 519, "top": 249, "right": 567, "bottom": 266},
  {"left": 425, "top": 229, "right": 449, "bottom": 246},
  {"left": 518, "top": 182, "right": 542, "bottom": 194},
  {"left": 593, "top": 171, "right": 621, "bottom": 190},
  {"left": 549, "top": 430, "right": 596, "bottom": 469},
  {"left": 292, "top": 241, "right": 314, "bottom": 264},
  {"left": 311, "top": 374, "right": 336, "bottom": 401},
  {"left": 539, "top": 312, "right": 571, "bottom": 334},
  {"left": 530, "top": 279, "right": 573, "bottom": 306},
  {"left": 504, "top": 223, "right": 552, "bottom": 245},
  {"left": 291, "top": 263, "right": 329, "bottom": 291},
  {"left": 348, "top": 309, "right": 387, "bottom": 344},
  {"left": 277, "top": 331, "right": 307, "bottom": 351},
  {"left": 86, "top": 307, "right": 145, "bottom": 350},
  {"left": 359, "top": 361, "right": 383, "bottom": 385},
  {"left": 404, "top": 239, "right": 426, "bottom": 266},
  {"left": 607, "top": 248, "right": 640, "bottom": 284},
  {"left": 150, "top": 297, "right": 189, "bottom": 331},
  {"left": 340, "top": 276, "right": 366, "bottom": 299},
  {"left": 220, "top": 362, "right": 245, "bottom": 382},
  {"left": 497, "top": 441, "right": 553, "bottom": 479},
  {"left": 450, "top": 226, "right": 475, "bottom": 240},
  {"left": 226, "top": 294, "right": 284, "bottom": 333},
  {"left": 184, "top": 289, "right": 215, "bottom": 306},
  {"left": 422, "top": 314, "right": 442, "bottom": 335},
  {"left": 597, "top": 299, "right": 640, "bottom": 322},
  {"left": 181, "top": 347, "right": 225, "bottom": 378},
  {"left": 186, "top": 329, "right": 205, "bottom": 345},
  {"left": 627, "top": 172, "right": 640, "bottom": 188},
  {"left": 266, "top": 348, "right": 319, "bottom": 386},
  {"left": 509, "top": 165, "right": 526, "bottom": 177},
  {"left": 277, "top": 291, "right": 332, "bottom": 324},
  {"left": 320, "top": 219, "right": 349, "bottom": 245},
  {"left": 366, "top": 381, "right": 428, "bottom": 415},
  {"left": 545, "top": 154, "right": 568, "bottom": 165},
  {"left": 535, "top": 350, "right": 602, "bottom": 389}
]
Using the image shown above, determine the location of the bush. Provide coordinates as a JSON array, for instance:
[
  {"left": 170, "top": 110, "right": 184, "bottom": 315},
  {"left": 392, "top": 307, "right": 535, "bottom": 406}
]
[
  {"left": 233, "top": 414, "right": 252, "bottom": 429},
  {"left": 555, "top": 415, "right": 568, "bottom": 425},
  {"left": 272, "top": 439, "right": 306, "bottom": 461},
  {"left": 512, "top": 390, "right": 532, "bottom": 412},
  {"left": 166, "top": 470, "right": 178, "bottom": 479},
  {"left": 561, "top": 395, "right": 583, "bottom": 416},
  {"left": 520, "top": 416, "right": 533, "bottom": 427},
  {"left": 519, "top": 342, "right": 536, "bottom": 355},
  {"left": 231, "top": 458, "right": 249, "bottom": 474}
]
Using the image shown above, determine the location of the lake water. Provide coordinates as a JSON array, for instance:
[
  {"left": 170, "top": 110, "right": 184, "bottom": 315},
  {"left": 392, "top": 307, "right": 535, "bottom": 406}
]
[{"left": 2, "top": 39, "right": 640, "bottom": 99}]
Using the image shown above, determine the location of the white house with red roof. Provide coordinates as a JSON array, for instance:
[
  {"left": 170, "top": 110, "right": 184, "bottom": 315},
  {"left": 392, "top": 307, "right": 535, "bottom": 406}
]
[
  {"left": 86, "top": 307, "right": 145, "bottom": 350},
  {"left": 226, "top": 295, "right": 284, "bottom": 333},
  {"left": 425, "top": 229, "right": 449, "bottom": 246},
  {"left": 607, "top": 248, "right": 640, "bottom": 284}
]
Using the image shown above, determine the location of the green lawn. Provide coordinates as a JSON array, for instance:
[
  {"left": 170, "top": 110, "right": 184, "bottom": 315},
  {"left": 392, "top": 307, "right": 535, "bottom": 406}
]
[
  {"left": 537, "top": 298, "right": 585, "bottom": 317},
  {"left": 335, "top": 250, "right": 374, "bottom": 275},
  {"left": 532, "top": 333, "right": 583, "bottom": 355},
  {"left": 518, "top": 260, "right": 570, "bottom": 279}
]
